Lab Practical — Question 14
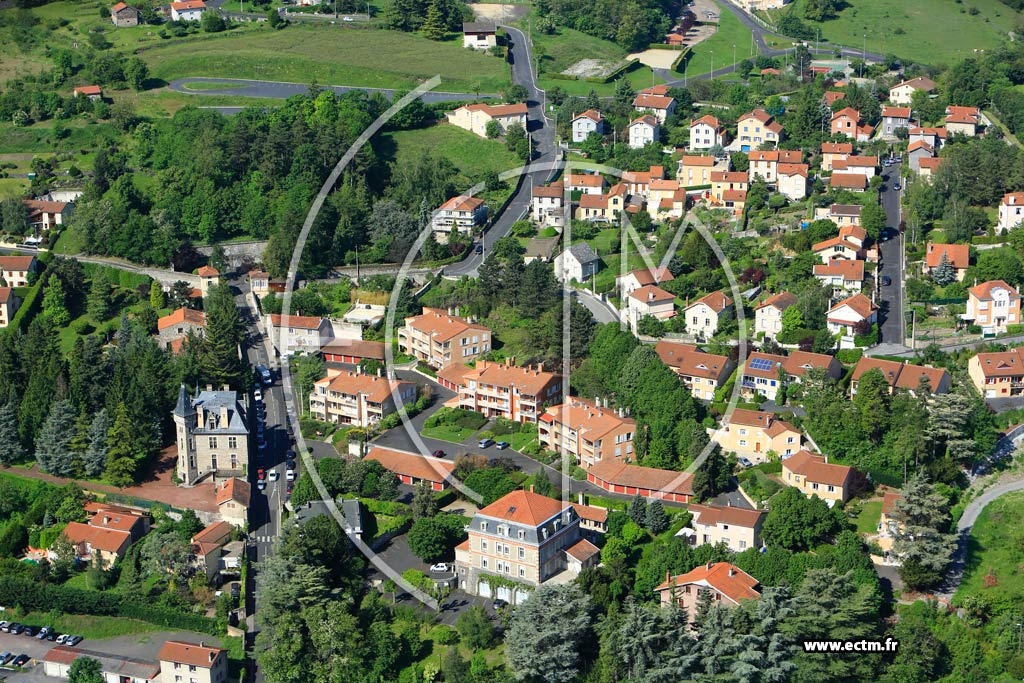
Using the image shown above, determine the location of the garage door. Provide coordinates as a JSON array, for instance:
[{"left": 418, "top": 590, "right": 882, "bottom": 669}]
[
  {"left": 496, "top": 586, "right": 513, "bottom": 602},
  {"left": 477, "top": 580, "right": 492, "bottom": 598}
]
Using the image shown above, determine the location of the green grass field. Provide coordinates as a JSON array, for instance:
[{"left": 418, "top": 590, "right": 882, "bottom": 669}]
[
  {"left": 954, "top": 490, "right": 1024, "bottom": 607},
  {"left": 770, "top": 0, "right": 1022, "bottom": 65},
  {"left": 141, "top": 25, "right": 510, "bottom": 93},
  {"left": 13, "top": 611, "right": 167, "bottom": 639},
  {"left": 381, "top": 125, "right": 522, "bottom": 188},
  {"left": 0, "top": 177, "right": 29, "bottom": 199},
  {"left": 854, "top": 500, "right": 883, "bottom": 534},
  {"left": 421, "top": 424, "right": 477, "bottom": 443},
  {"left": 680, "top": 4, "right": 757, "bottom": 77}
]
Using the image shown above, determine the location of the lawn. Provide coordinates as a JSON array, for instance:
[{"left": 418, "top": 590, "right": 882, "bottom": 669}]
[
  {"left": 954, "top": 490, "right": 1024, "bottom": 607},
  {"left": 13, "top": 611, "right": 167, "bottom": 640},
  {"left": 509, "top": 430, "right": 538, "bottom": 451},
  {"left": 679, "top": 2, "right": 757, "bottom": 78},
  {"left": 127, "top": 88, "right": 283, "bottom": 119},
  {"left": 769, "top": 0, "right": 1022, "bottom": 65},
  {"left": 421, "top": 423, "right": 478, "bottom": 443},
  {"left": 0, "top": 177, "right": 29, "bottom": 199},
  {"left": 853, "top": 500, "right": 883, "bottom": 535},
  {"left": 141, "top": 25, "right": 510, "bottom": 93}
]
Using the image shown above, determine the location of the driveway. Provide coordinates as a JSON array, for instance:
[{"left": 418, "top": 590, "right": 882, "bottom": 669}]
[{"left": 168, "top": 77, "right": 493, "bottom": 104}]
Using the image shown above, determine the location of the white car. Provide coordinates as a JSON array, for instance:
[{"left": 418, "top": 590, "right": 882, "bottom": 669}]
[
  {"left": 268, "top": 470, "right": 280, "bottom": 482},
  {"left": 254, "top": 389, "right": 263, "bottom": 402},
  {"left": 286, "top": 469, "right": 296, "bottom": 482},
  {"left": 430, "top": 563, "right": 450, "bottom": 572}
]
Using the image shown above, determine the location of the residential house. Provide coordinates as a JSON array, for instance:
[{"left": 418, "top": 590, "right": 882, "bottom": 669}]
[
  {"left": 532, "top": 183, "right": 565, "bottom": 228},
  {"left": 687, "top": 504, "right": 766, "bottom": 553},
  {"left": 739, "top": 350, "right": 842, "bottom": 402},
  {"left": 308, "top": 368, "right": 417, "bottom": 428},
  {"left": 365, "top": 446, "right": 455, "bottom": 490},
  {"left": 945, "top": 105, "right": 982, "bottom": 136},
  {"left": 736, "top": 109, "right": 783, "bottom": 150},
  {"left": 586, "top": 459, "right": 693, "bottom": 503},
  {"left": 654, "top": 562, "right": 760, "bottom": 620},
  {"left": 157, "top": 308, "right": 206, "bottom": 352},
  {"left": 818, "top": 203, "right": 862, "bottom": 227},
  {"left": 572, "top": 497, "right": 609, "bottom": 540},
  {"left": 320, "top": 338, "right": 386, "bottom": 365},
  {"left": 820, "top": 142, "right": 853, "bottom": 171},
  {"left": 111, "top": 1, "right": 140, "bottom": 26},
  {"left": 622, "top": 165, "right": 665, "bottom": 198},
  {"left": 624, "top": 284, "right": 677, "bottom": 332},
  {"left": 831, "top": 107, "right": 873, "bottom": 141},
  {"left": 814, "top": 259, "right": 866, "bottom": 292},
  {"left": 849, "top": 357, "right": 952, "bottom": 396},
  {"left": 0, "top": 254, "right": 37, "bottom": 287},
  {"left": 710, "top": 171, "right": 748, "bottom": 202},
  {"left": 880, "top": 106, "right": 912, "bottom": 139},
  {"left": 715, "top": 408, "right": 802, "bottom": 461},
  {"left": 0, "top": 288, "right": 21, "bottom": 328},
  {"left": 169, "top": 0, "right": 206, "bottom": 21},
  {"left": 683, "top": 290, "right": 733, "bottom": 339},
  {"left": 538, "top": 397, "right": 636, "bottom": 468},
  {"left": 889, "top": 76, "right": 936, "bottom": 105},
  {"left": 440, "top": 360, "right": 562, "bottom": 423},
  {"left": 648, "top": 182, "right": 687, "bottom": 220},
  {"left": 909, "top": 126, "right": 947, "bottom": 150},
  {"left": 23, "top": 198, "right": 70, "bottom": 231},
  {"left": 633, "top": 90, "right": 677, "bottom": 123},
  {"left": 678, "top": 155, "right": 717, "bottom": 186},
  {"left": 42, "top": 645, "right": 160, "bottom": 682},
  {"left": 748, "top": 149, "right": 802, "bottom": 184},
  {"left": 83, "top": 502, "right": 150, "bottom": 543},
  {"left": 815, "top": 225, "right": 867, "bottom": 259},
  {"left": 827, "top": 293, "right": 878, "bottom": 346},
  {"left": 998, "top": 192, "right": 1024, "bottom": 233},
  {"left": 248, "top": 269, "right": 270, "bottom": 296},
  {"left": 777, "top": 163, "right": 808, "bottom": 200},
  {"left": 197, "top": 265, "right": 219, "bottom": 297},
  {"left": 158, "top": 641, "right": 228, "bottom": 683},
  {"left": 831, "top": 155, "right": 878, "bottom": 177},
  {"left": 59, "top": 508, "right": 149, "bottom": 569},
  {"left": 432, "top": 195, "right": 487, "bottom": 244},
  {"left": 398, "top": 307, "right": 492, "bottom": 368},
  {"left": 462, "top": 22, "right": 497, "bottom": 49},
  {"left": 689, "top": 114, "right": 727, "bottom": 150},
  {"left": 454, "top": 489, "right": 599, "bottom": 604},
  {"left": 554, "top": 242, "right": 601, "bottom": 282},
  {"left": 654, "top": 341, "right": 734, "bottom": 401},
  {"left": 628, "top": 114, "right": 660, "bottom": 149},
  {"left": 923, "top": 242, "right": 970, "bottom": 282},
  {"left": 781, "top": 450, "right": 857, "bottom": 504},
  {"left": 719, "top": 189, "right": 747, "bottom": 214},
  {"left": 968, "top": 347, "right": 1024, "bottom": 398},
  {"left": 172, "top": 385, "right": 249, "bottom": 486},
  {"left": 446, "top": 102, "right": 528, "bottom": 138},
  {"left": 828, "top": 172, "right": 868, "bottom": 192},
  {"left": 573, "top": 186, "right": 626, "bottom": 222},
  {"left": 571, "top": 109, "right": 606, "bottom": 142},
  {"left": 918, "top": 156, "right": 944, "bottom": 179},
  {"left": 73, "top": 85, "right": 103, "bottom": 100},
  {"left": 907, "top": 140, "right": 935, "bottom": 172},
  {"left": 266, "top": 313, "right": 333, "bottom": 356},
  {"left": 823, "top": 90, "right": 846, "bottom": 108},
  {"left": 191, "top": 521, "right": 241, "bottom": 580},
  {"left": 754, "top": 291, "right": 797, "bottom": 341},
  {"left": 524, "top": 236, "right": 560, "bottom": 264},
  {"left": 965, "top": 280, "right": 1022, "bottom": 334},
  {"left": 617, "top": 267, "right": 674, "bottom": 299},
  {"left": 566, "top": 172, "right": 606, "bottom": 195},
  {"left": 216, "top": 478, "right": 250, "bottom": 528}
]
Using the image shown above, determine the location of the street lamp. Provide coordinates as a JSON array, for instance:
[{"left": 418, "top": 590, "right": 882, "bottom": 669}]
[
  {"left": 733, "top": 43, "right": 736, "bottom": 69},
  {"left": 711, "top": 50, "right": 714, "bottom": 78},
  {"left": 862, "top": 34, "right": 866, "bottom": 77}
]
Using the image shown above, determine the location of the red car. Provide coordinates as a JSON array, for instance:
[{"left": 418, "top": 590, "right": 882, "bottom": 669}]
[{"left": 257, "top": 468, "right": 266, "bottom": 480}]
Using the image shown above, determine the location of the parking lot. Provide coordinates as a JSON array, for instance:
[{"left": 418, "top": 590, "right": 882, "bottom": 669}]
[{"left": 0, "top": 630, "right": 57, "bottom": 677}]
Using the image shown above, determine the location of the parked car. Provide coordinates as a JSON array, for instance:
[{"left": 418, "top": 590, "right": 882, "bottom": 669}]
[
  {"left": 8, "top": 624, "right": 22, "bottom": 635},
  {"left": 268, "top": 470, "right": 279, "bottom": 482},
  {"left": 55, "top": 634, "right": 69, "bottom": 645},
  {"left": 893, "top": 182, "right": 901, "bottom": 190},
  {"left": 0, "top": 622, "right": 8, "bottom": 631},
  {"left": 430, "top": 563, "right": 450, "bottom": 572},
  {"left": 286, "top": 469, "right": 296, "bottom": 482},
  {"left": 257, "top": 479, "right": 266, "bottom": 491},
  {"left": 21, "top": 626, "right": 36, "bottom": 637},
  {"left": 0, "top": 653, "right": 11, "bottom": 666},
  {"left": 495, "top": 441, "right": 510, "bottom": 450},
  {"left": 12, "top": 654, "right": 29, "bottom": 666},
  {"left": 256, "top": 364, "right": 273, "bottom": 385},
  {"left": 36, "top": 627, "right": 52, "bottom": 640},
  {"left": 475, "top": 244, "right": 483, "bottom": 254},
  {"left": 286, "top": 459, "right": 296, "bottom": 471},
  {"left": 431, "top": 449, "right": 446, "bottom": 458},
  {"left": 286, "top": 448, "right": 296, "bottom": 460},
  {"left": 254, "top": 389, "right": 263, "bottom": 403},
  {"left": 478, "top": 438, "right": 495, "bottom": 448},
  {"left": 493, "top": 599, "right": 509, "bottom": 610},
  {"left": 881, "top": 275, "right": 893, "bottom": 287},
  {"left": 257, "top": 468, "right": 266, "bottom": 480},
  {"left": 45, "top": 631, "right": 58, "bottom": 641},
  {"left": 66, "top": 636, "right": 83, "bottom": 647},
  {"left": 286, "top": 480, "right": 294, "bottom": 495},
  {"left": 737, "top": 457, "right": 754, "bottom": 468}
]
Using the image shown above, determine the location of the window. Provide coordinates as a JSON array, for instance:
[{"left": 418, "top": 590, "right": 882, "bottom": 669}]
[
  {"left": 827, "top": 485, "right": 835, "bottom": 492},
  {"left": 739, "top": 540, "right": 747, "bottom": 550},
  {"left": 480, "top": 522, "right": 487, "bottom": 532},
  {"left": 481, "top": 558, "right": 488, "bottom": 568},
  {"left": 517, "top": 530, "right": 525, "bottom": 540},
  {"left": 481, "top": 540, "right": 488, "bottom": 551},
  {"left": 228, "top": 437, "right": 237, "bottom": 449},
  {"left": 189, "top": 666, "right": 197, "bottom": 673},
  {"left": 518, "top": 547, "right": 525, "bottom": 559},
  {"left": 208, "top": 437, "right": 218, "bottom": 449},
  {"left": 519, "top": 567, "right": 526, "bottom": 577},
  {"left": 812, "top": 483, "right": 819, "bottom": 490}
]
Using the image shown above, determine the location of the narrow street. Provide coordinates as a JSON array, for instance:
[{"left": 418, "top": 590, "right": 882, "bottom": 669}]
[{"left": 876, "top": 161, "right": 905, "bottom": 346}]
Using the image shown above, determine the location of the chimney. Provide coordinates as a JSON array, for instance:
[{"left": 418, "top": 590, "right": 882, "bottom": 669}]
[
  {"left": 206, "top": 384, "right": 213, "bottom": 391},
  {"left": 377, "top": 367, "right": 381, "bottom": 377},
  {"left": 666, "top": 570, "right": 671, "bottom": 582},
  {"left": 209, "top": 652, "right": 216, "bottom": 663},
  {"left": 530, "top": 484, "right": 535, "bottom": 493},
  {"left": 103, "top": 516, "right": 111, "bottom": 524},
  {"left": 728, "top": 568, "right": 736, "bottom": 577},
  {"left": 706, "top": 562, "right": 713, "bottom": 570},
  {"left": 220, "top": 406, "right": 228, "bottom": 425},
  {"left": 578, "top": 492, "right": 585, "bottom": 505}
]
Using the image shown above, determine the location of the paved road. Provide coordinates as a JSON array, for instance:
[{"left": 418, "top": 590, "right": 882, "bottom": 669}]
[
  {"left": 572, "top": 289, "right": 620, "bottom": 324},
  {"left": 444, "top": 24, "right": 560, "bottom": 278},
  {"left": 877, "top": 162, "right": 904, "bottom": 345},
  {"left": 169, "top": 77, "right": 494, "bottom": 104}
]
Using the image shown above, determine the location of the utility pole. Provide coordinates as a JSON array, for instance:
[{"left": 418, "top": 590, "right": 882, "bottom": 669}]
[
  {"left": 862, "top": 34, "right": 866, "bottom": 77},
  {"left": 711, "top": 50, "right": 714, "bottom": 78}
]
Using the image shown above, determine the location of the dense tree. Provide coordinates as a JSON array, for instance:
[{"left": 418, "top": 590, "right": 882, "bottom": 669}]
[
  {"left": 762, "top": 486, "right": 845, "bottom": 551},
  {"left": 456, "top": 604, "right": 496, "bottom": 649},
  {"left": 34, "top": 399, "right": 78, "bottom": 476},
  {"left": 407, "top": 513, "right": 465, "bottom": 562},
  {"left": 41, "top": 273, "right": 70, "bottom": 326},
  {"left": 891, "top": 474, "right": 956, "bottom": 590},
  {"left": 104, "top": 403, "right": 140, "bottom": 487},
  {"left": 0, "top": 402, "right": 24, "bottom": 465},
  {"left": 505, "top": 583, "right": 594, "bottom": 683}
]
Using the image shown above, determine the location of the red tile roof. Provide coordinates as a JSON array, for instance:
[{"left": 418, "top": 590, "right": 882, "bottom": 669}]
[
  {"left": 881, "top": 490, "right": 902, "bottom": 516},
  {"left": 197, "top": 265, "right": 219, "bottom": 277},
  {"left": 654, "top": 341, "right": 731, "bottom": 380},
  {"left": 315, "top": 370, "right": 414, "bottom": 403},
  {"left": 755, "top": 291, "right": 797, "bottom": 312},
  {"left": 829, "top": 293, "right": 877, "bottom": 319},
  {"left": 629, "top": 114, "right": 658, "bottom": 128},
  {"left": 320, "top": 338, "right": 386, "bottom": 361},
  {"left": 0, "top": 287, "right": 13, "bottom": 305},
  {"left": 821, "top": 142, "right": 853, "bottom": 154},
  {"left": 969, "top": 279, "right": 1020, "bottom": 301},
  {"left": 477, "top": 489, "right": 569, "bottom": 527},
  {"left": 158, "top": 640, "right": 226, "bottom": 669},
  {"left": 655, "top": 562, "right": 760, "bottom": 603},
  {"left": 62, "top": 521, "right": 131, "bottom": 554},
  {"left": 689, "top": 290, "right": 732, "bottom": 312},
  {"left": 405, "top": 307, "right": 490, "bottom": 343},
  {"left": 813, "top": 258, "right": 865, "bottom": 281},
  {"left": 711, "top": 171, "right": 748, "bottom": 183},
  {"left": 365, "top": 447, "right": 454, "bottom": 485},
  {"left": 269, "top": 313, "right": 325, "bottom": 330},
  {"left": 680, "top": 154, "right": 715, "bottom": 167},
  {"left": 588, "top": 459, "right": 693, "bottom": 496},
  {"left": 73, "top": 85, "right": 102, "bottom": 96},
  {"left": 689, "top": 503, "right": 765, "bottom": 529},
  {"left": 0, "top": 255, "right": 36, "bottom": 271},
  {"left": 829, "top": 173, "right": 868, "bottom": 190},
  {"left": 624, "top": 267, "right": 674, "bottom": 286},
  {"left": 532, "top": 182, "right": 564, "bottom": 198},
  {"left": 783, "top": 450, "right": 854, "bottom": 487},
  {"left": 851, "top": 357, "right": 950, "bottom": 393},
  {"left": 571, "top": 503, "right": 609, "bottom": 523},
  {"left": 972, "top": 348, "right": 1024, "bottom": 378},
  {"left": 778, "top": 162, "right": 808, "bottom": 178},
  {"left": 633, "top": 93, "right": 675, "bottom": 110},
  {"left": 573, "top": 109, "right": 603, "bottom": 123},
  {"left": 439, "top": 195, "right": 485, "bottom": 212},
  {"left": 157, "top": 307, "right": 207, "bottom": 331},
  {"left": 925, "top": 242, "right": 970, "bottom": 269},
  {"left": 216, "top": 477, "right": 250, "bottom": 508},
  {"left": 630, "top": 284, "right": 675, "bottom": 304},
  {"left": 565, "top": 538, "right": 600, "bottom": 562},
  {"left": 882, "top": 106, "right": 912, "bottom": 118},
  {"left": 690, "top": 114, "right": 722, "bottom": 129},
  {"left": 892, "top": 76, "right": 935, "bottom": 92}
]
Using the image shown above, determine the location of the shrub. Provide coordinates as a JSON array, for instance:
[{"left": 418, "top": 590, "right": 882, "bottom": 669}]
[{"left": 836, "top": 349, "right": 863, "bottom": 364}]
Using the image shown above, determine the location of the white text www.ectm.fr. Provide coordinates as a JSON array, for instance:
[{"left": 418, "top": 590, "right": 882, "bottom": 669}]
[{"left": 802, "top": 638, "right": 900, "bottom": 653}]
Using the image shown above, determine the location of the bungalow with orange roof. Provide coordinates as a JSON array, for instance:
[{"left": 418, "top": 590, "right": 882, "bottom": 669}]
[
  {"left": 624, "top": 284, "right": 677, "bottom": 332},
  {"left": 923, "top": 242, "right": 970, "bottom": 282},
  {"left": 944, "top": 105, "right": 983, "bottom": 136},
  {"left": 739, "top": 350, "right": 842, "bottom": 402},
  {"left": 365, "top": 446, "right": 455, "bottom": 490},
  {"left": 0, "top": 288, "right": 21, "bottom": 329},
  {"left": 828, "top": 172, "right": 868, "bottom": 192},
  {"left": 73, "top": 85, "right": 103, "bottom": 100},
  {"left": 538, "top": 397, "right": 636, "bottom": 467},
  {"left": 849, "top": 357, "right": 952, "bottom": 396},
  {"left": 687, "top": 503, "right": 766, "bottom": 552},
  {"left": 398, "top": 307, "right": 492, "bottom": 368},
  {"left": 748, "top": 149, "right": 802, "bottom": 184},
  {"left": 690, "top": 114, "right": 727, "bottom": 150},
  {"left": 831, "top": 155, "right": 878, "bottom": 178},
  {"left": 455, "top": 489, "right": 599, "bottom": 603},
  {"left": 617, "top": 267, "right": 674, "bottom": 299},
  {"left": 880, "top": 106, "right": 912, "bottom": 139},
  {"left": 683, "top": 290, "right": 733, "bottom": 338},
  {"left": 628, "top": 114, "right": 660, "bottom": 149},
  {"left": 777, "top": 163, "right": 808, "bottom": 200},
  {"left": 531, "top": 182, "right": 565, "bottom": 227},
  {"left": 157, "top": 307, "right": 206, "bottom": 351},
  {"left": 571, "top": 109, "right": 607, "bottom": 142},
  {"left": 968, "top": 347, "right": 1024, "bottom": 398},
  {"left": 215, "top": 477, "right": 250, "bottom": 527},
  {"left": 309, "top": 367, "right": 416, "bottom": 428},
  {"left": 654, "top": 562, "right": 760, "bottom": 619},
  {"left": 633, "top": 90, "right": 677, "bottom": 123},
  {"left": 781, "top": 450, "right": 857, "bottom": 504},
  {"left": 678, "top": 154, "right": 719, "bottom": 186},
  {"left": 827, "top": 293, "right": 878, "bottom": 347},
  {"left": 754, "top": 291, "right": 797, "bottom": 341},
  {"left": 566, "top": 172, "right": 606, "bottom": 195},
  {"left": 432, "top": 195, "right": 487, "bottom": 244},
  {"left": 889, "top": 76, "right": 936, "bottom": 105},
  {"left": 110, "top": 1, "right": 140, "bottom": 26},
  {"left": 965, "top": 280, "right": 1021, "bottom": 334},
  {"left": 715, "top": 408, "right": 802, "bottom": 461},
  {"left": 831, "top": 107, "right": 873, "bottom": 141},
  {"left": 266, "top": 313, "right": 333, "bottom": 356},
  {"left": 654, "top": 341, "right": 735, "bottom": 401},
  {"left": 814, "top": 258, "right": 865, "bottom": 293},
  {"left": 998, "top": 192, "right": 1024, "bottom": 233},
  {"left": 0, "top": 254, "right": 37, "bottom": 288},
  {"left": 446, "top": 102, "right": 528, "bottom": 138},
  {"left": 820, "top": 142, "right": 853, "bottom": 171},
  {"left": 587, "top": 459, "right": 693, "bottom": 503},
  {"left": 443, "top": 359, "right": 562, "bottom": 423},
  {"left": 736, "top": 108, "right": 783, "bottom": 150}
]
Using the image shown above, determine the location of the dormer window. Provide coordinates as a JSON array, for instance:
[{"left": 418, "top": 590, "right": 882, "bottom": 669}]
[{"left": 480, "top": 522, "right": 487, "bottom": 532}]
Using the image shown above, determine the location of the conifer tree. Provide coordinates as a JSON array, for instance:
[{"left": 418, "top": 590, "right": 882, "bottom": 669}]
[
  {"left": 35, "top": 399, "right": 78, "bottom": 476},
  {"left": 0, "top": 401, "right": 24, "bottom": 465},
  {"left": 420, "top": 0, "right": 446, "bottom": 40},
  {"left": 104, "top": 403, "right": 139, "bottom": 487},
  {"left": 83, "top": 409, "right": 110, "bottom": 478}
]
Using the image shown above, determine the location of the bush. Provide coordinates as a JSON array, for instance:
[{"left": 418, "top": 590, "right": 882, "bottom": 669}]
[{"left": 836, "top": 348, "right": 863, "bottom": 364}]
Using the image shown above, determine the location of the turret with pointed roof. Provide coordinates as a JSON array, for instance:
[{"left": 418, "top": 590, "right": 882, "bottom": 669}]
[{"left": 174, "top": 384, "right": 195, "bottom": 418}]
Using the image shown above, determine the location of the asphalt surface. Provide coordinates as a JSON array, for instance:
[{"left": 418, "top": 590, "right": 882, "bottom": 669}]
[
  {"left": 443, "top": 24, "right": 561, "bottom": 278},
  {"left": 572, "top": 289, "right": 620, "bottom": 324},
  {"left": 877, "top": 161, "right": 904, "bottom": 345},
  {"left": 169, "top": 77, "right": 493, "bottom": 104}
]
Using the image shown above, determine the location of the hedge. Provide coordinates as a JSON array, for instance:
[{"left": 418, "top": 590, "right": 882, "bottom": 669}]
[
  {"left": 836, "top": 348, "right": 863, "bottom": 365},
  {"left": 671, "top": 47, "right": 692, "bottom": 74},
  {"left": 82, "top": 263, "right": 152, "bottom": 292},
  {"left": 7, "top": 277, "right": 45, "bottom": 333},
  {"left": 647, "top": 43, "right": 684, "bottom": 50}
]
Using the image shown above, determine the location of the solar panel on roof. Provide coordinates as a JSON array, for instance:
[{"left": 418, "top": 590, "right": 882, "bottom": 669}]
[{"left": 749, "top": 358, "right": 775, "bottom": 371}]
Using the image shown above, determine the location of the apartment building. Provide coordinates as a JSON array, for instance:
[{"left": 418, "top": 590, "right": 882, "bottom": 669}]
[
  {"left": 678, "top": 155, "right": 718, "bottom": 186},
  {"left": 781, "top": 450, "right": 857, "bottom": 504},
  {"left": 739, "top": 350, "right": 842, "bottom": 402},
  {"left": 538, "top": 397, "right": 636, "bottom": 468},
  {"left": 653, "top": 341, "right": 735, "bottom": 401},
  {"left": 432, "top": 195, "right": 487, "bottom": 244},
  {"left": 438, "top": 360, "right": 562, "bottom": 423},
  {"left": 398, "top": 307, "right": 492, "bottom": 368},
  {"left": 715, "top": 408, "right": 802, "bottom": 461},
  {"left": 172, "top": 385, "right": 248, "bottom": 486},
  {"left": 687, "top": 503, "right": 766, "bottom": 553},
  {"left": 655, "top": 562, "right": 761, "bottom": 620},
  {"left": 308, "top": 368, "right": 417, "bottom": 428},
  {"left": 158, "top": 641, "right": 228, "bottom": 683}
]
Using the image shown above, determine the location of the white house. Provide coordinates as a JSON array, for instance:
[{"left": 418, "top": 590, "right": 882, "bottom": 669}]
[
  {"left": 628, "top": 115, "right": 659, "bottom": 149},
  {"left": 998, "top": 192, "right": 1024, "bottom": 234},
  {"left": 432, "top": 195, "right": 487, "bottom": 244},
  {"left": 446, "top": 103, "right": 528, "bottom": 138},
  {"left": 813, "top": 259, "right": 866, "bottom": 292},
  {"left": 532, "top": 182, "right": 564, "bottom": 228},
  {"left": 554, "top": 243, "right": 601, "bottom": 283},
  {"left": 684, "top": 291, "right": 733, "bottom": 339},
  {"left": 777, "top": 163, "right": 808, "bottom": 201},
  {"left": 617, "top": 267, "right": 674, "bottom": 299},
  {"left": 689, "top": 114, "right": 726, "bottom": 150},
  {"left": 754, "top": 291, "right": 797, "bottom": 341},
  {"left": 624, "top": 285, "right": 676, "bottom": 332},
  {"left": 462, "top": 22, "right": 497, "bottom": 49},
  {"left": 572, "top": 110, "right": 606, "bottom": 143},
  {"left": 889, "top": 76, "right": 936, "bottom": 105},
  {"left": 170, "top": 0, "right": 206, "bottom": 21},
  {"left": 827, "top": 293, "right": 878, "bottom": 348},
  {"left": 266, "top": 314, "right": 334, "bottom": 356},
  {"left": 633, "top": 86, "right": 677, "bottom": 123}
]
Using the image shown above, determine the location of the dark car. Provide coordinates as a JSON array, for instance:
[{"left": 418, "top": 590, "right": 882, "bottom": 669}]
[
  {"left": 893, "top": 182, "right": 901, "bottom": 190},
  {"left": 431, "top": 449, "right": 446, "bottom": 458},
  {"left": 881, "top": 275, "right": 893, "bottom": 287},
  {"left": 12, "top": 654, "right": 29, "bottom": 667},
  {"left": 7, "top": 624, "right": 22, "bottom": 635},
  {"left": 21, "top": 626, "right": 36, "bottom": 637},
  {"left": 493, "top": 599, "right": 509, "bottom": 610},
  {"left": 286, "top": 480, "right": 295, "bottom": 494},
  {"left": 286, "top": 459, "right": 296, "bottom": 471},
  {"left": 46, "top": 631, "right": 59, "bottom": 641},
  {"left": 475, "top": 244, "right": 483, "bottom": 254}
]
